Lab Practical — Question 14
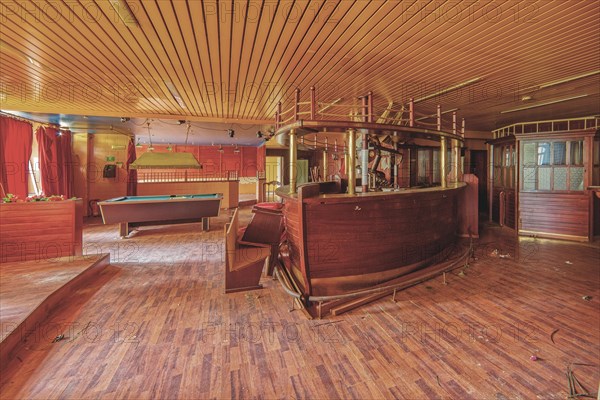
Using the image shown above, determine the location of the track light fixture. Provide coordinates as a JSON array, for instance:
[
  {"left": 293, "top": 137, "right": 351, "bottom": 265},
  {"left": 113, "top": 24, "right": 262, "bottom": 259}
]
[
  {"left": 120, "top": 117, "right": 130, "bottom": 122},
  {"left": 227, "top": 129, "right": 235, "bottom": 138},
  {"left": 257, "top": 131, "right": 263, "bottom": 138}
]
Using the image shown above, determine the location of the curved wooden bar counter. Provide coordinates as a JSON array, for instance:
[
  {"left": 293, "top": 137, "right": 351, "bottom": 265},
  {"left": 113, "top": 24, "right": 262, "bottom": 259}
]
[{"left": 276, "top": 182, "right": 466, "bottom": 303}]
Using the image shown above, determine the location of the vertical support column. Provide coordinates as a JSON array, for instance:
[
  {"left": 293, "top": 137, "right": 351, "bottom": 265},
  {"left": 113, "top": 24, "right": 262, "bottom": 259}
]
[
  {"left": 323, "top": 136, "right": 329, "bottom": 180},
  {"left": 436, "top": 105, "right": 441, "bottom": 130},
  {"left": 361, "top": 135, "right": 369, "bottom": 192},
  {"left": 293, "top": 88, "right": 300, "bottom": 122},
  {"left": 362, "top": 94, "right": 369, "bottom": 192},
  {"left": 461, "top": 118, "right": 466, "bottom": 178},
  {"left": 392, "top": 131, "right": 398, "bottom": 188},
  {"left": 289, "top": 129, "right": 297, "bottom": 194},
  {"left": 440, "top": 137, "right": 447, "bottom": 188},
  {"left": 409, "top": 98, "right": 414, "bottom": 127},
  {"left": 322, "top": 150, "right": 328, "bottom": 181},
  {"left": 347, "top": 128, "right": 356, "bottom": 195},
  {"left": 310, "top": 86, "right": 316, "bottom": 120},
  {"left": 276, "top": 102, "right": 282, "bottom": 129},
  {"left": 344, "top": 141, "right": 349, "bottom": 176},
  {"left": 450, "top": 112, "right": 459, "bottom": 183},
  {"left": 367, "top": 91, "right": 373, "bottom": 122}
]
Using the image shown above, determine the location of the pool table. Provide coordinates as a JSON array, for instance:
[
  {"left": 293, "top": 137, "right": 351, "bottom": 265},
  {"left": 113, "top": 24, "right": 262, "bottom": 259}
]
[{"left": 98, "top": 194, "right": 222, "bottom": 237}]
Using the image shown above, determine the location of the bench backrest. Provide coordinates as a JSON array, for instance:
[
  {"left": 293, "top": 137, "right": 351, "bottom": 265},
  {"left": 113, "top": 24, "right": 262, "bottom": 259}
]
[{"left": 225, "top": 208, "right": 240, "bottom": 268}]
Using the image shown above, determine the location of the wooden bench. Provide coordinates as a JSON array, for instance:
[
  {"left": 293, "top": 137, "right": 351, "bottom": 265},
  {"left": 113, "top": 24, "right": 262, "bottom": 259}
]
[{"left": 224, "top": 208, "right": 271, "bottom": 293}]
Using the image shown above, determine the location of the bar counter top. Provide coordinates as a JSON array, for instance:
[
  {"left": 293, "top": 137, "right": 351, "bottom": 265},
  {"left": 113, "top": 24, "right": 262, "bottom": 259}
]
[{"left": 276, "top": 182, "right": 466, "bottom": 202}]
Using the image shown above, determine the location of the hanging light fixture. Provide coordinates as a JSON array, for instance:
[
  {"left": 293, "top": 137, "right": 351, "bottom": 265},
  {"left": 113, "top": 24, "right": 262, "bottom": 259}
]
[{"left": 146, "top": 121, "right": 154, "bottom": 151}]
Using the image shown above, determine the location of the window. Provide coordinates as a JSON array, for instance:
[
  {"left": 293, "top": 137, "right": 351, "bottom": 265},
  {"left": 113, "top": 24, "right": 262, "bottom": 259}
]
[
  {"left": 520, "top": 139, "right": 585, "bottom": 192},
  {"left": 493, "top": 143, "right": 514, "bottom": 189}
]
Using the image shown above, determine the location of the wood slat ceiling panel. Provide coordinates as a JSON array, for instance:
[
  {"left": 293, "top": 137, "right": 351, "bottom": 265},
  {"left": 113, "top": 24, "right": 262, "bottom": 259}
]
[{"left": 0, "top": 0, "right": 598, "bottom": 133}]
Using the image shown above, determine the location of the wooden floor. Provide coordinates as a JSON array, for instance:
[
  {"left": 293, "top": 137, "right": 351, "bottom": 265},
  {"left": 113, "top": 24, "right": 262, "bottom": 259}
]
[{"left": 1, "top": 208, "right": 598, "bottom": 399}]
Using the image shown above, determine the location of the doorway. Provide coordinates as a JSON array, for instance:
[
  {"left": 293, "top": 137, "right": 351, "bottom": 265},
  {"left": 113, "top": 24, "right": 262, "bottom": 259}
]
[{"left": 469, "top": 150, "right": 488, "bottom": 217}]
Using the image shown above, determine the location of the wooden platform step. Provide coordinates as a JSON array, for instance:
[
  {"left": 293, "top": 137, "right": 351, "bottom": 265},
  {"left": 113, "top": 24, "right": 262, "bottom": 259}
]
[{"left": 0, "top": 254, "right": 111, "bottom": 368}]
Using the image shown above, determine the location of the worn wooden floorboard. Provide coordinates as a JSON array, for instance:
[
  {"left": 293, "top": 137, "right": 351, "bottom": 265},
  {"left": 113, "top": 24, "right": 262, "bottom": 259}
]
[{"left": 0, "top": 210, "right": 598, "bottom": 399}]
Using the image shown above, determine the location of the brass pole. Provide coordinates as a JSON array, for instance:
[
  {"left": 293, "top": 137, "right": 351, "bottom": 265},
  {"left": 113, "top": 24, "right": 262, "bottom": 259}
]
[
  {"left": 322, "top": 150, "right": 328, "bottom": 181},
  {"left": 347, "top": 129, "right": 356, "bottom": 195},
  {"left": 289, "top": 129, "right": 297, "bottom": 194},
  {"left": 440, "top": 137, "right": 447, "bottom": 188},
  {"left": 451, "top": 139, "right": 459, "bottom": 183}
]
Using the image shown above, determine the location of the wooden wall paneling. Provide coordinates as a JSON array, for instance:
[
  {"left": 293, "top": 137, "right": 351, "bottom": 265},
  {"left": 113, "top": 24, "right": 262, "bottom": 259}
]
[
  {"left": 88, "top": 134, "right": 129, "bottom": 201},
  {"left": 519, "top": 193, "right": 590, "bottom": 241},
  {"left": 72, "top": 134, "right": 89, "bottom": 216}
]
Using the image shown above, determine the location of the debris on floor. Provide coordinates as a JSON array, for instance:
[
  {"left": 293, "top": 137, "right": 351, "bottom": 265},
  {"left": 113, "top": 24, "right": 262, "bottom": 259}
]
[
  {"left": 550, "top": 329, "right": 559, "bottom": 344},
  {"left": 52, "top": 334, "right": 64, "bottom": 343},
  {"left": 565, "top": 260, "right": 573, "bottom": 265},
  {"left": 490, "top": 249, "right": 510, "bottom": 258},
  {"left": 567, "top": 363, "right": 597, "bottom": 399},
  {"left": 582, "top": 295, "right": 592, "bottom": 301}
]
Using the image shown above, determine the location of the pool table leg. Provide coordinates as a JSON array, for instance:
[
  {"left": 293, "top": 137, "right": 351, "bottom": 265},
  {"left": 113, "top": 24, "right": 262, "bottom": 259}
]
[
  {"left": 202, "top": 217, "right": 210, "bottom": 231},
  {"left": 119, "top": 222, "right": 130, "bottom": 238}
]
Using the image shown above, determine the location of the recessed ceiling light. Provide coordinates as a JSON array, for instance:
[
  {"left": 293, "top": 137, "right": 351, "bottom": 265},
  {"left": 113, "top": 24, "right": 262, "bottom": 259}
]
[
  {"left": 108, "top": 0, "right": 139, "bottom": 27},
  {"left": 501, "top": 94, "right": 589, "bottom": 113},
  {"left": 164, "top": 81, "right": 187, "bottom": 109},
  {"left": 520, "top": 70, "right": 600, "bottom": 92},
  {"left": 413, "top": 78, "right": 483, "bottom": 103}
]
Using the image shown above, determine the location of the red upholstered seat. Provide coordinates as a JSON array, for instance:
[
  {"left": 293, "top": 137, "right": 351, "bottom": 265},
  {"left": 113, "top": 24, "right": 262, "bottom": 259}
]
[{"left": 254, "top": 202, "right": 283, "bottom": 210}]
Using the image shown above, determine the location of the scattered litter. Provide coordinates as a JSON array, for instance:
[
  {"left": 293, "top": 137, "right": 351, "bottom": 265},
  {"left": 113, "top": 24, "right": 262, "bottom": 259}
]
[
  {"left": 550, "top": 329, "right": 559, "bottom": 344},
  {"left": 565, "top": 261, "right": 573, "bottom": 265},
  {"left": 530, "top": 355, "right": 538, "bottom": 361},
  {"left": 458, "top": 270, "right": 466, "bottom": 277},
  {"left": 425, "top": 286, "right": 433, "bottom": 290},
  {"left": 435, "top": 375, "right": 441, "bottom": 387},
  {"left": 52, "top": 334, "right": 64, "bottom": 343},
  {"left": 582, "top": 295, "right": 592, "bottom": 301},
  {"left": 490, "top": 249, "right": 510, "bottom": 258},
  {"left": 567, "top": 364, "right": 597, "bottom": 398}
]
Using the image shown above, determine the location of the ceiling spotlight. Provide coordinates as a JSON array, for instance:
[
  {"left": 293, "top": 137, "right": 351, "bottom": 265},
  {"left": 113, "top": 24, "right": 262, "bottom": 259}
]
[
  {"left": 177, "top": 120, "right": 186, "bottom": 125},
  {"left": 521, "top": 95, "right": 533, "bottom": 102},
  {"left": 120, "top": 117, "right": 130, "bottom": 122},
  {"left": 257, "top": 131, "right": 263, "bottom": 138},
  {"left": 217, "top": 145, "right": 224, "bottom": 153},
  {"left": 227, "top": 129, "right": 235, "bottom": 138},
  {"left": 233, "top": 144, "right": 240, "bottom": 153}
]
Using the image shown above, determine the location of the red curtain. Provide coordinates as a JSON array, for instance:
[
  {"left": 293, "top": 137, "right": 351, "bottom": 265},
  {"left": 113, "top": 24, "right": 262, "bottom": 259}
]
[
  {"left": 35, "top": 126, "right": 73, "bottom": 197},
  {"left": 0, "top": 116, "right": 33, "bottom": 198},
  {"left": 59, "top": 130, "right": 74, "bottom": 197},
  {"left": 126, "top": 138, "right": 137, "bottom": 196}
]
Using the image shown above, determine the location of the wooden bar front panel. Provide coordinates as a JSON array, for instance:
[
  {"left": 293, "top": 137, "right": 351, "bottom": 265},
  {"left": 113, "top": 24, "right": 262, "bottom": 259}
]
[
  {"left": 303, "top": 191, "right": 459, "bottom": 279},
  {"left": 0, "top": 199, "right": 83, "bottom": 263}
]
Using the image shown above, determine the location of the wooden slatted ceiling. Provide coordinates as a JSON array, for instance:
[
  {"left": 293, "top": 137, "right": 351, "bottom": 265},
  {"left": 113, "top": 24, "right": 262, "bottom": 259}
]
[{"left": 0, "top": 0, "right": 598, "bottom": 132}]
